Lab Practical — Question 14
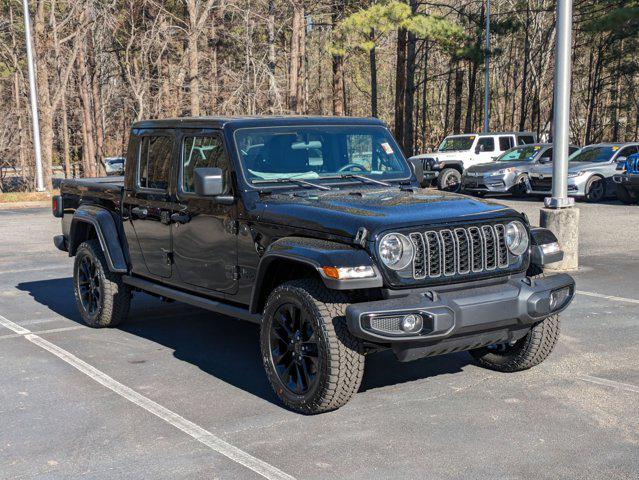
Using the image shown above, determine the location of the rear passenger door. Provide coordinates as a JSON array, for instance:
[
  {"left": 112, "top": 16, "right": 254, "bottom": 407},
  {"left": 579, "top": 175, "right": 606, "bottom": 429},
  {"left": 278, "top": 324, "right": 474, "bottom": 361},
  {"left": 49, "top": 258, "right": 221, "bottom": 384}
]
[
  {"left": 125, "top": 130, "right": 176, "bottom": 279},
  {"left": 171, "top": 129, "right": 238, "bottom": 294}
]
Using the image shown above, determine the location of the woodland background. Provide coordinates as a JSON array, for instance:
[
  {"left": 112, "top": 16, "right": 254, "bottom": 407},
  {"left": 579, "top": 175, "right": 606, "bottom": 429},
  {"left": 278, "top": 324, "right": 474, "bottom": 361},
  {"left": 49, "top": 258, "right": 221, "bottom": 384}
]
[{"left": 1, "top": 0, "right": 638, "bottom": 190}]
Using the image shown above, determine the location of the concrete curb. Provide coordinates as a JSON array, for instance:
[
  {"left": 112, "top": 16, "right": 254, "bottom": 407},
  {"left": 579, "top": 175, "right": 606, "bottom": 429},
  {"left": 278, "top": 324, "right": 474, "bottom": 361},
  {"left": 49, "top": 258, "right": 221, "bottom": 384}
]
[{"left": 0, "top": 200, "right": 50, "bottom": 210}]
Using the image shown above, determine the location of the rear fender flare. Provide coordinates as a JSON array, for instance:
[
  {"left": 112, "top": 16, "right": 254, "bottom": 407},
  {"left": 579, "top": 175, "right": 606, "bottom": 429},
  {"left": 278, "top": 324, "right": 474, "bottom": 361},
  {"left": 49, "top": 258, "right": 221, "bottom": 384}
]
[{"left": 69, "top": 205, "right": 128, "bottom": 273}]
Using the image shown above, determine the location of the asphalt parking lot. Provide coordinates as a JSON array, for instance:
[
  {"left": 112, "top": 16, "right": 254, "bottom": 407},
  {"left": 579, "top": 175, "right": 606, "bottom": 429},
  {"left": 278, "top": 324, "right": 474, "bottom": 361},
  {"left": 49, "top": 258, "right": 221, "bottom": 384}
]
[{"left": 1, "top": 198, "right": 638, "bottom": 479}]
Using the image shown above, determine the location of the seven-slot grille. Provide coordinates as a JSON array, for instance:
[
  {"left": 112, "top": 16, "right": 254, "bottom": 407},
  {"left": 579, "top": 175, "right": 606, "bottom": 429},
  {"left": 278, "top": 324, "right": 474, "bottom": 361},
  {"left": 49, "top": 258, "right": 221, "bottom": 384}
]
[{"left": 408, "top": 224, "right": 509, "bottom": 280}]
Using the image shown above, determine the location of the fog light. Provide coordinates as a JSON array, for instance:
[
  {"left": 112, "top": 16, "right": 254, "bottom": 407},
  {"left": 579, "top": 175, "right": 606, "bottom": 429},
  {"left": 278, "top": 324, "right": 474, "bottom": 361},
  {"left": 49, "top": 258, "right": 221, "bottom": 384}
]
[
  {"left": 400, "top": 314, "right": 423, "bottom": 333},
  {"left": 550, "top": 287, "right": 572, "bottom": 311}
]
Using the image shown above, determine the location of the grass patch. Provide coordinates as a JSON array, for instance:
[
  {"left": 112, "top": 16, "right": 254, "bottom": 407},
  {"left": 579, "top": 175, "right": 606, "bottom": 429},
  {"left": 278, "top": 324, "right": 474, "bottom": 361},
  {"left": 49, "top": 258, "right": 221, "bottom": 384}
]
[{"left": 0, "top": 191, "right": 56, "bottom": 203}]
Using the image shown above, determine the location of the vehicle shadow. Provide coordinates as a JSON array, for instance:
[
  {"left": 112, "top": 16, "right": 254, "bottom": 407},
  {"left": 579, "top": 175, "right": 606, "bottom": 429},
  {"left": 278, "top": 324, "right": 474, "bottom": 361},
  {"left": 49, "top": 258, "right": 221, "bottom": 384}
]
[{"left": 17, "top": 277, "right": 471, "bottom": 407}]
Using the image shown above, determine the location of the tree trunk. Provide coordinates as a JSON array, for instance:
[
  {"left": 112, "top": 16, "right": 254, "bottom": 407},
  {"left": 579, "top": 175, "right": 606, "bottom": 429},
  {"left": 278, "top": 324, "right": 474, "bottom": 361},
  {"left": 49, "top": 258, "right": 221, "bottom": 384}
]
[
  {"left": 369, "top": 30, "right": 378, "bottom": 118},
  {"left": 187, "top": 0, "right": 200, "bottom": 116},
  {"left": 452, "top": 60, "right": 463, "bottom": 134},
  {"left": 518, "top": 6, "right": 530, "bottom": 132},
  {"left": 403, "top": 26, "right": 417, "bottom": 156},
  {"left": 87, "top": 31, "right": 105, "bottom": 174},
  {"left": 394, "top": 27, "right": 407, "bottom": 150},
  {"left": 289, "top": 4, "right": 303, "bottom": 113},
  {"left": 267, "top": 0, "right": 277, "bottom": 113},
  {"left": 78, "top": 46, "right": 97, "bottom": 177}
]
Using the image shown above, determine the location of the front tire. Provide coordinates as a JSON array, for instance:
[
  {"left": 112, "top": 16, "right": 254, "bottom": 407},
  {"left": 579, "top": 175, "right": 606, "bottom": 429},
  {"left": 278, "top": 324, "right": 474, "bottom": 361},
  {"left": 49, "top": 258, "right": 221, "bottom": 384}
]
[
  {"left": 73, "top": 240, "right": 130, "bottom": 328},
  {"left": 469, "top": 314, "right": 560, "bottom": 372},
  {"left": 437, "top": 168, "right": 462, "bottom": 192},
  {"left": 260, "top": 279, "right": 365, "bottom": 414},
  {"left": 585, "top": 175, "right": 605, "bottom": 203}
]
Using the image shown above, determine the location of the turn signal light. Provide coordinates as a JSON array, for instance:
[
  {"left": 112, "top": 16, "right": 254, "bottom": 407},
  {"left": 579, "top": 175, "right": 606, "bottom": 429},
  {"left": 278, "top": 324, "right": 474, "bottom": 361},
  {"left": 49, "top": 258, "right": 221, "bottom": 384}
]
[{"left": 321, "top": 266, "right": 375, "bottom": 280}]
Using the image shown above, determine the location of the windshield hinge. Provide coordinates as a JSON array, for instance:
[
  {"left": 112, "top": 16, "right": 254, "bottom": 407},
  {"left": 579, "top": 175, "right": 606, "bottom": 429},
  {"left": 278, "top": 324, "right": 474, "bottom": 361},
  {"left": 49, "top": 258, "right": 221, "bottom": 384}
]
[{"left": 354, "top": 227, "right": 368, "bottom": 247}]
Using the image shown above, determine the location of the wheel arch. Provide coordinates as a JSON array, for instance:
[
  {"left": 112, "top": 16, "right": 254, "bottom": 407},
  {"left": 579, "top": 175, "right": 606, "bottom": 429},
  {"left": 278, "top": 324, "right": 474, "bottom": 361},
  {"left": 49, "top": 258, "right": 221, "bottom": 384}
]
[
  {"left": 249, "top": 237, "right": 382, "bottom": 314},
  {"left": 69, "top": 205, "right": 128, "bottom": 273}
]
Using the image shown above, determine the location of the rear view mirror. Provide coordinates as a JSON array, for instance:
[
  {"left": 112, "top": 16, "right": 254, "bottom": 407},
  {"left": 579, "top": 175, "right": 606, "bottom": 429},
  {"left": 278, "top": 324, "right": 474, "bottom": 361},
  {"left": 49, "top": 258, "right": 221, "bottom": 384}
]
[{"left": 194, "top": 167, "right": 225, "bottom": 196}]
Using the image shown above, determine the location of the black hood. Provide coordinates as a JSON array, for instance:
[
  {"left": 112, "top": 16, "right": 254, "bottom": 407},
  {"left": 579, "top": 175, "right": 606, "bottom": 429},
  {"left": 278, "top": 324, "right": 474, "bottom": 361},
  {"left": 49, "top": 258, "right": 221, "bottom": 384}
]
[{"left": 253, "top": 187, "right": 518, "bottom": 240}]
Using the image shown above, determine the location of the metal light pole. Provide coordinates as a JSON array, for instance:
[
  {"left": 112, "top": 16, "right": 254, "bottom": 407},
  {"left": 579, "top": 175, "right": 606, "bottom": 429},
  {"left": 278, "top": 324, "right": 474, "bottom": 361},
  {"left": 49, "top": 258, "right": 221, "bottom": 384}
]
[
  {"left": 540, "top": 0, "right": 579, "bottom": 272},
  {"left": 545, "top": 0, "right": 574, "bottom": 209},
  {"left": 483, "top": 0, "right": 490, "bottom": 133},
  {"left": 22, "top": 0, "right": 45, "bottom": 192}
]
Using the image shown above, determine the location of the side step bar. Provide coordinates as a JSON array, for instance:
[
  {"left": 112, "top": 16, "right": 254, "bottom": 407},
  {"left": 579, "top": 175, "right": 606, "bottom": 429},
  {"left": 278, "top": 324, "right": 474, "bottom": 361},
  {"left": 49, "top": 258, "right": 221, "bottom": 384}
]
[{"left": 123, "top": 275, "right": 262, "bottom": 324}]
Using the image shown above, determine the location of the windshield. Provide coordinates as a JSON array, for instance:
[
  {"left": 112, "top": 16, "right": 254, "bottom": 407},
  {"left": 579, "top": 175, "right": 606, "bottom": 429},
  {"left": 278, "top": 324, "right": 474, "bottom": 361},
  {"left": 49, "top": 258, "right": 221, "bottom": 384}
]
[
  {"left": 497, "top": 145, "right": 541, "bottom": 162},
  {"left": 570, "top": 146, "right": 617, "bottom": 163},
  {"left": 437, "top": 135, "right": 475, "bottom": 152},
  {"left": 235, "top": 125, "right": 411, "bottom": 184}
]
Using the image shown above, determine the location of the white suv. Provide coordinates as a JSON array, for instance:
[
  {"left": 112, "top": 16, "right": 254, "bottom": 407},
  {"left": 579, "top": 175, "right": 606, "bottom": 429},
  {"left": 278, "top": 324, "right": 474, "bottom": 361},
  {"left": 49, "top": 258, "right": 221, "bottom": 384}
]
[{"left": 409, "top": 132, "right": 537, "bottom": 191}]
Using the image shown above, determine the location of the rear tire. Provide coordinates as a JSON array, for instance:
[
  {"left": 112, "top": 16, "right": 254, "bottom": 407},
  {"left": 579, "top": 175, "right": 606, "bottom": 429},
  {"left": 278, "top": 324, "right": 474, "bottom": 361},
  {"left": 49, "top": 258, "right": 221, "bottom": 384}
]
[
  {"left": 260, "top": 279, "right": 365, "bottom": 414},
  {"left": 469, "top": 314, "right": 560, "bottom": 372},
  {"left": 437, "top": 168, "right": 462, "bottom": 192},
  {"left": 73, "top": 240, "right": 130, "bottom": 328},
  {"left": 616, "top": 184, "right": 636, "bottom": 204}
]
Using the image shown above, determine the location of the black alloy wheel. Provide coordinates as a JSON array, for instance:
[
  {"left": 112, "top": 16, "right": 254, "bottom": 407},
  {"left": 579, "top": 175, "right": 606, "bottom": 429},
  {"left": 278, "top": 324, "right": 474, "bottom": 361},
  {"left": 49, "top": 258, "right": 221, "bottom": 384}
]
[
  {"left": 585, "top": 176, "right": 605, "bottom": 202},
  {"left": 268, "top": 302, "right": 319, "bottom": 395},
  {"left": 77, "top": 254, "right": 102, "bottom": 318}
]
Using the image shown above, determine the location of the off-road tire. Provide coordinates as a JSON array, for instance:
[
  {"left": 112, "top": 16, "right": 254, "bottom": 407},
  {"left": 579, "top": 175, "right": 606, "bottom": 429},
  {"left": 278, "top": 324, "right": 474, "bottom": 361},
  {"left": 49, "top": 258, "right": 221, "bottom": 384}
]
[
  {"left": 616, "top": 184, "right": 636, "bottom": 205},
  {"left": 260, "top": 279, "right": 365, "bottom": 414},
  {"left": 73, "top": 240, "right": 130, "bottom": 328},
  {"left": 437, "top": 168, "right": 462, "bottom": 192},
  {"left": 469, "top": 314, "right": 560, "bottom": 372},
  {"left": 585, "top": 175, "right": 605, "bottom": 203}
]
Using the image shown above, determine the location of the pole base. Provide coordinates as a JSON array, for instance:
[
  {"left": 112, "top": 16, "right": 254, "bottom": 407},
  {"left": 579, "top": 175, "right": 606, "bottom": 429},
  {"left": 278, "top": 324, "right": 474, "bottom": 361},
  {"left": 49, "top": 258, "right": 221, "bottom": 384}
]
[
  {"left": 539, "top": 207, "right": 579, "bottom": 271},
  {"left": 544, "top": 196, "right": 575, "bottom": 208}
]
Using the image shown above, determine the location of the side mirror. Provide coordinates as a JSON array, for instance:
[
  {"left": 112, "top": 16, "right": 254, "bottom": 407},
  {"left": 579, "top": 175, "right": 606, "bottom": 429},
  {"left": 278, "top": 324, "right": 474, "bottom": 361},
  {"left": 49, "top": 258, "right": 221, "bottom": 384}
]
[
  {"left": 194, "top": 167, "right": 225, "bottom": 196},
  {"left": 475, "top": 145, "right": 482, "bottom": 154},
  {"left": 409, "top": 158, "right": 424, "bottom": 184},
  {"left": 539, "top": 157, "right": 551, "bottom": 164},
  {"left": 616, "top": 156, "right": 627, "bottom": 163},
  {"left": 616, "top": 160, "right": 627, "bottom": 171}
]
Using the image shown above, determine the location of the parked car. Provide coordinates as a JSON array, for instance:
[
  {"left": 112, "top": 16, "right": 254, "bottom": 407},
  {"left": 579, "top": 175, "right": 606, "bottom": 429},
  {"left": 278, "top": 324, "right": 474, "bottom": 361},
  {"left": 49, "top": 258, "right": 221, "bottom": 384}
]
[
  {"left": 409, "top": 131, "right": 537, "bottom": 192},
  {"left": 613, "top": 152, "right": 639, "bottom": 204},
  {"left": 104, "top": 156, "right": 126, "bottom": 175},
  {"left": 52, "top": 116, "right": 573, "bottom": 414},
  {"left": 462, "top": 144, "right": 580, "bottom": 197},
  {"left": 527, "top": 143, "right": 639, "bottom": 202}
]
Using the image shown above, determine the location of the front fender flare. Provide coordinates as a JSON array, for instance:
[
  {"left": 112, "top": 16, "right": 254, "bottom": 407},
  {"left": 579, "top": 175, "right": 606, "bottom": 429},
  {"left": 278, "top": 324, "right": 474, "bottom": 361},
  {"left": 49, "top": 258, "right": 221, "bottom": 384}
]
[
  {"left": 70, "top": 205, "right": 128, "bottom": 273},
  {"left": 249, "top": 237, "right": 383, "bottom": 313}
]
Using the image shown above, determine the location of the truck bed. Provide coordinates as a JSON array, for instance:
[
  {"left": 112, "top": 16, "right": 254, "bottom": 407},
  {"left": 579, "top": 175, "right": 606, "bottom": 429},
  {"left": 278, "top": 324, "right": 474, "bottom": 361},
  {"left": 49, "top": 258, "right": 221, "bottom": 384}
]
[{"left": 60, "top": 176, "right": 125, "bottom": 214}]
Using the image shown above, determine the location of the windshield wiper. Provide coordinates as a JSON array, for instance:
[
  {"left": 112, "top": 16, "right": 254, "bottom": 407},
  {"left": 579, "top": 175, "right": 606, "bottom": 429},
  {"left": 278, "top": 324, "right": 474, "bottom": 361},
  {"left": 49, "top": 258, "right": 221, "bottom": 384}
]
[
  {"left": 332, "top": 174, "right": 392, "bottom": 187},
  {"left": 252, "top": 177, "right": 331, "bottom": 191}
]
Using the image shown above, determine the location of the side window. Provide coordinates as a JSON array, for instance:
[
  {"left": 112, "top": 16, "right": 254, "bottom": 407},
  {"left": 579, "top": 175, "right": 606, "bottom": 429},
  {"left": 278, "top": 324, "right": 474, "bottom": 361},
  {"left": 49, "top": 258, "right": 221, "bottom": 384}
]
[
  {"left": 619, "top": 146, "right": 639, "bottom": 159},
  {"left": 569, "top": 146, "right": 580, "bottom": 155},
  {"left": 499, "top": 136, "right": 513, "bottom": 151},
  {"left": 542, "top": 148, "right": 553, "bottom": 160},
  {"left": 518, "top": 135, "right": 535, "bottom": 145},
  {"left": 478, "top": 137, "right": 495, "bottom": 152},
  {"left": 138, "top": 136, "right": 173, "bottom": 190},
  {"left": 181, "top": 134, "right": 229, "bottom": 193}
]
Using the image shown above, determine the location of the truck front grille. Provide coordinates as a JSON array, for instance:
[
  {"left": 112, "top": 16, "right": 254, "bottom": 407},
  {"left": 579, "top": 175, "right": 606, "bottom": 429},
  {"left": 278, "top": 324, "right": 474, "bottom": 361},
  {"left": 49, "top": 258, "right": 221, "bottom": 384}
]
[{"left": 408, "top": 224, "right": 509, "bottom": 280}]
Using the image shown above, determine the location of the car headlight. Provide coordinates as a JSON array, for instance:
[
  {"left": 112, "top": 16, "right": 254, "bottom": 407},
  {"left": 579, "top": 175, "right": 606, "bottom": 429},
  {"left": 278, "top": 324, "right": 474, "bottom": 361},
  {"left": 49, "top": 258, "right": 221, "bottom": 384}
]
[
  {"left": 379, "top": 233, "right": 414, "bottom": 270},
  {"left": 567, "top": 171, "right": 585, "bottom": 178},
  {"left": 505, "top": 221, "right": 529, "bottom": 256},
  {"left": 497, "top": 167, "right": 516, "bottom": 175}
]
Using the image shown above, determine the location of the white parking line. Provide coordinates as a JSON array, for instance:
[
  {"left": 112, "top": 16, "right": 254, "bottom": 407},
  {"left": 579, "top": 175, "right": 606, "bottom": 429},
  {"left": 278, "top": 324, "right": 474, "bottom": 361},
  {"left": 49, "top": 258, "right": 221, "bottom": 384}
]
[
  {"left": 576, "top": 375, "right": 639, "bottom": 394},
  {"left": 576, "top": 290, "right": 639, "bottom": 305},
  {"left": 0, "top": 314, "right": 295, "bottom": 480},
  {"left": 0, "top": 325, "right": 84, "bottom": 340}
]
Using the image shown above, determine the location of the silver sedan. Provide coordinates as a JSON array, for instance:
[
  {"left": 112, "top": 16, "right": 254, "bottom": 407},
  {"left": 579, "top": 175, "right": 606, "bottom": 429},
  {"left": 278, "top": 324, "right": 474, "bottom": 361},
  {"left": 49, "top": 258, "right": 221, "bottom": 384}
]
[
  {"left": 527, "top": 143, "right": 639, "bottom": 202},
  {"left": 462, "top": 144, "right": 576, "bottom": 197}
]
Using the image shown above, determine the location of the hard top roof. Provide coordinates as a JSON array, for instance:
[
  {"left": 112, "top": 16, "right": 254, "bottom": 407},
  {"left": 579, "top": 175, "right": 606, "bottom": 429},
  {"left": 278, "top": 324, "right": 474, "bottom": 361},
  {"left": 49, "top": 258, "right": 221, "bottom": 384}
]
[
  {"left": 131, "top": 115, "right": 387, "bottom": 130},
  {"left": 445, "top": 131, "right": 536, "bottom": 137}
]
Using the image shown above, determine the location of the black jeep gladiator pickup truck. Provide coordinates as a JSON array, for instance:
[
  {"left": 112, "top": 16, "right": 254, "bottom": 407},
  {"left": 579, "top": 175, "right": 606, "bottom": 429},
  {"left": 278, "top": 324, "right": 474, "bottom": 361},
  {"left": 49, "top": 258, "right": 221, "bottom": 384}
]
[{"left": 53, "top": 116, "right": 575, "bottom": 414}]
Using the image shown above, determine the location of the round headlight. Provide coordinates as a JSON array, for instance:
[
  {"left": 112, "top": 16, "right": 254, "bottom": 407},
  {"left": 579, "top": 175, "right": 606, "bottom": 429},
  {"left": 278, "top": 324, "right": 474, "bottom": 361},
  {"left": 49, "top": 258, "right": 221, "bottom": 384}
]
[
  {"left": 379, "top": 233, "right": 414, "bottom": 270},
  {"left": 505, "top": 221, "right": 529, "bottom": 256}
]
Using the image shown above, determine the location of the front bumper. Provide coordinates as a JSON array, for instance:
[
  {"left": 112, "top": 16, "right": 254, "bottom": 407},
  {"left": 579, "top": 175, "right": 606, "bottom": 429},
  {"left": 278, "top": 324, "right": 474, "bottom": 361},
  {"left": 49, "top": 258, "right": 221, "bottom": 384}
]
[
  {"left": 613, "top": 173, "right": 639, "bottom": 190},
  {"left": 526, "top": 174, "right": 589, "bottom": 196},
  {"left": 462, "top": 172, "right": 516, "bottom": 193},
  {"left": 345, "top": 273, "right": 574, "bottom": 362}
]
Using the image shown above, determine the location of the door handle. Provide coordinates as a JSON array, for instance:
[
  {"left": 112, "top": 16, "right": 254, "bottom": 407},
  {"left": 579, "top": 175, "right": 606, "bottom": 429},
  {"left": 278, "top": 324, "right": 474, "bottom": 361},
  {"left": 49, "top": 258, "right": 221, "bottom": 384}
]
[
  {"left": 131, "top": 207, "right": 148, "bottom": 219},
  {"left": 170, "top": 212, "right": 191, "bottom": 224}
]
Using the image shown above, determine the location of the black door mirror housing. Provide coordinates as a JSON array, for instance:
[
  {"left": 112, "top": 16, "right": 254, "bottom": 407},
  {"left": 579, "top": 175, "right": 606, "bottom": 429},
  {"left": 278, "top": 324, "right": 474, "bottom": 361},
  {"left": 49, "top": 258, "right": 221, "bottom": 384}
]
[
  {"left": 409, "top": 158, "right": 424, "bottom": 184},
  {"left": 539, "top": 157, "right": 551, "bottom": 164},
  {"left": 194, "top": 167, "right": 226, "bottom": 196}
]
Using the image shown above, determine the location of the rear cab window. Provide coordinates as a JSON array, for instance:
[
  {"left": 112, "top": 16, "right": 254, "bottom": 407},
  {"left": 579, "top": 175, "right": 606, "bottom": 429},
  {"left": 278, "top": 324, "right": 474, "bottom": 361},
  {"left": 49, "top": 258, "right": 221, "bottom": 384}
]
[
  {"left": 498, "top": 136, "right": 514, "bottom": 151},
  {"left": 137, "top": 135, "right": 174, "bottom": 191}
]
